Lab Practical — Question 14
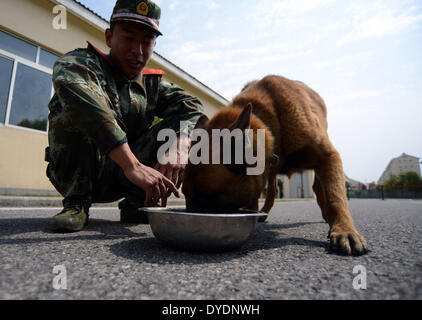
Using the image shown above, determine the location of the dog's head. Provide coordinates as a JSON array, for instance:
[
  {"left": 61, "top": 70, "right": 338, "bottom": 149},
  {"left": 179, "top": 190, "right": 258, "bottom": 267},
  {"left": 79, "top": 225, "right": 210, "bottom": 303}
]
[{"left": 182, "top": 104, "right": 275, "bottom": 213}]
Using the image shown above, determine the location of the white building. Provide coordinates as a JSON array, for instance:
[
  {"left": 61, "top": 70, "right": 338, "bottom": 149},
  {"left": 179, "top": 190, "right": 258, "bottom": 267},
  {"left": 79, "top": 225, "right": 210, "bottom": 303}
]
[
  {"left": 277, "top": 171, "right": 315, "bottom": 199},
  {"left": 378, "top": 153, "right": 421, "bottom": 184},
  {"left": 345, "top": 174, "right": 364, "bottom": 188}
]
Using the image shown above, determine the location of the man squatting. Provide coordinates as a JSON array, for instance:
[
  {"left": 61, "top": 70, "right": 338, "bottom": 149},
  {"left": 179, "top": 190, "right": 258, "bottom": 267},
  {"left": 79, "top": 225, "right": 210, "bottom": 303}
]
[{"left": 45, "top": 0, "right": 205, "bottom": 232}]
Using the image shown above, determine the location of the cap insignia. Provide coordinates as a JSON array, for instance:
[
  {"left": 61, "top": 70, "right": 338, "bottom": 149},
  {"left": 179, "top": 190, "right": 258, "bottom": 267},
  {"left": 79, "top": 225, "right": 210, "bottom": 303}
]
[{"left": 137, "top": 2, "right": 149, "bottom": 16}]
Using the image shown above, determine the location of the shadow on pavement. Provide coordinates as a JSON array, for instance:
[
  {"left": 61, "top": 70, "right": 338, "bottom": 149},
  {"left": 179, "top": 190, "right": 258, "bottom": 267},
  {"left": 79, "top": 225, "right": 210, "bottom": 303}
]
[
  {"left": 0, "top": 217, "right": 329, "bottom": 261},
  {"left": 108, "top": 221, "right": 328, "bottom": 265},
  {"left": 0, "top": 217, "right": 145, "bottom": 245},
  {"left": 247, "top": 221, "right": 328, "bottom": 251}
]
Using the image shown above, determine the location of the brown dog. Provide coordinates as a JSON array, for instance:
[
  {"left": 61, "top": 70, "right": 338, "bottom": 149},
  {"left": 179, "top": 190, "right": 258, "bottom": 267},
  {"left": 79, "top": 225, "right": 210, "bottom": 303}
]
[{"left": 182, "top": 75, "right": 368, "bottom": 256}]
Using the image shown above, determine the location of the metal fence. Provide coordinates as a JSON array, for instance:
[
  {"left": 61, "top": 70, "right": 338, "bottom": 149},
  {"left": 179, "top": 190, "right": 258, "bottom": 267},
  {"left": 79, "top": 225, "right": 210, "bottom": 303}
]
[{"left": 347, "top": 185, "right": 422, "bottom": 199}]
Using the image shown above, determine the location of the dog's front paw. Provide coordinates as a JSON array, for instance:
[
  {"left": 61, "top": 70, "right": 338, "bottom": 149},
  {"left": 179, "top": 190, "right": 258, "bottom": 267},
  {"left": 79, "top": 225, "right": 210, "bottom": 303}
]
[{"left": 329, "top": 226, "right": 368, "bottom": 256}]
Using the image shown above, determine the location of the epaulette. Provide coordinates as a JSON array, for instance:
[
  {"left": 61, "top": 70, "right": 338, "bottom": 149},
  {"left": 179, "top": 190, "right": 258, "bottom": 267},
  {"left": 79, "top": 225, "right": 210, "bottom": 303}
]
[
  {"left": 142, "top": 68, "right": 166, "bottom": 76},
  {"left": 87, "top": 41, "right": 113, "bottom": 66},
  {"left": 142, "top": 69, "right": 164, "bottom": 107}
]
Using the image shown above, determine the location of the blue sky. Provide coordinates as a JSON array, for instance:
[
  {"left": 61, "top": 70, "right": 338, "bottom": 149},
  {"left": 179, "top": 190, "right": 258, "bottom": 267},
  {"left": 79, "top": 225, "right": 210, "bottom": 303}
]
[{"left": 78, "top": 0, "right": 422, "bottom": 183}]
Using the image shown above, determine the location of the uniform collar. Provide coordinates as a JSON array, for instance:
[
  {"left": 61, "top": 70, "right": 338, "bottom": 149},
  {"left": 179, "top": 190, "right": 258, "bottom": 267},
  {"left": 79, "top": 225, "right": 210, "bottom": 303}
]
[
  {"left": 87, "top": 41, "right": 144, "bottom": 88},
  {"left": 87, "top": 41, "right": 113, "bottom": 65}
]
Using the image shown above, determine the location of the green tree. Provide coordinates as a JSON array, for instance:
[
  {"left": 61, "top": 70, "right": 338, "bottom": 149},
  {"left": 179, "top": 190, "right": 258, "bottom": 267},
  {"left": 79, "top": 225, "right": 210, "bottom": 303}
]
[
  {"left": 383, "top": 174, "right": 400, "bottom": 188},
  {"left": 398, "top": 172, "right": 422, "bottom": 191},
  {"left": 383, "top": 172, "right": 422, "bottom": 192}
]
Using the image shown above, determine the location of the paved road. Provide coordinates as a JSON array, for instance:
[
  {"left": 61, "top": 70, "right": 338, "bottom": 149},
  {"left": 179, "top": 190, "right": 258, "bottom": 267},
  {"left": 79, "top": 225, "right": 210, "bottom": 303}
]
[{"left": 0, "top": 199, "right": 421, "bottom": 300}]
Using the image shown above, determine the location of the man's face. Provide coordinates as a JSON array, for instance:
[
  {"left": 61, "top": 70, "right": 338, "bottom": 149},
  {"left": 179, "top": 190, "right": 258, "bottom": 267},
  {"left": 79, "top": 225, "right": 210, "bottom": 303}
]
[{"left": 106, "top": 21, "right": 157, "bottom": 79}]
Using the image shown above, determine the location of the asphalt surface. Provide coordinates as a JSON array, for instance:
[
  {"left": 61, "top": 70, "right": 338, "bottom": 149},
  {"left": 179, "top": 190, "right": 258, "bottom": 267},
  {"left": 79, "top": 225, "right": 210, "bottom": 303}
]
[{"left": 0, "top": 199, "right": 421, "bottom": 300}]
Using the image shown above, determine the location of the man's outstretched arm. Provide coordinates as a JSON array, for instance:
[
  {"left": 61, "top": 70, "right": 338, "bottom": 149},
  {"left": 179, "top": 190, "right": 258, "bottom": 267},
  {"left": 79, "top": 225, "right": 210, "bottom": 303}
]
[{"left": 108, "top": 142, "right": 180, "bottom": 207}]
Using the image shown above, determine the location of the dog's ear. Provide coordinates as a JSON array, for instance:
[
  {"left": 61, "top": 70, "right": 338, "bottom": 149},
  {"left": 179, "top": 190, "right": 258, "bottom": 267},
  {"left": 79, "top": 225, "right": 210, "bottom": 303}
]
[
  {"left": 231, "top": 103, "right": 252, "bottom": 131},
  {"left": 194, "top": 114, "right": 209, "bottom": 130}
]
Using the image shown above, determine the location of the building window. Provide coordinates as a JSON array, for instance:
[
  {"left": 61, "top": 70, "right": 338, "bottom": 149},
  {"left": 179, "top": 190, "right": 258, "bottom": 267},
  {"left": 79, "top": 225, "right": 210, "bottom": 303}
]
[
  {"left": 0, "top": 55, "right": 14, "bottom": 123},
  {"left": 8, "top": 63, "right": 52, "bottom": 131},
  {"left": 0, "top": 30, "right": 38, "bottom": 62},
  {"left": 0, "top": 29, "right": 59, "bottom": 132},
  {"left": 39, "top": 49, "right": 59, "bottom": 69}
]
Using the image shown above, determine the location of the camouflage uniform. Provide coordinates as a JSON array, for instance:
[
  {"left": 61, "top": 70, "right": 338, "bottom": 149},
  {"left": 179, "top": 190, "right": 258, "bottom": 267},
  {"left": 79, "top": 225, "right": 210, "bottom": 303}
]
[{"left": 45, "top": 42, "right": 204, "bottom": 210}]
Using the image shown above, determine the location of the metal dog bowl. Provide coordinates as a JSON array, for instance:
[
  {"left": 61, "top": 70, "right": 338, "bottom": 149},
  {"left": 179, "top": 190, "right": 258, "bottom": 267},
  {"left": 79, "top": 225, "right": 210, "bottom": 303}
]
[{"left": 141, "top": 207, "right": 267, "bottom": 252}]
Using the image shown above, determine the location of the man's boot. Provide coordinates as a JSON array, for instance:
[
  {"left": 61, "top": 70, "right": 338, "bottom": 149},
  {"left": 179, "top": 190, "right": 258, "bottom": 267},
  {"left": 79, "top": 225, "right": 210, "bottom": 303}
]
[
  {"left": 119, "top": 198, "right": 149, "bottom": 224},
  {"left": 50, "top": 198, "right": 90, "bottom": 232}
]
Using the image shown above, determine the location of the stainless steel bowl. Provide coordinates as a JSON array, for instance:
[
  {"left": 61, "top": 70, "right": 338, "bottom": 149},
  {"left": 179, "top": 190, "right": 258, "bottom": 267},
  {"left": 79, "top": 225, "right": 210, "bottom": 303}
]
[{"left": 141, "top": 207, "right": 267, "bottom": 252}]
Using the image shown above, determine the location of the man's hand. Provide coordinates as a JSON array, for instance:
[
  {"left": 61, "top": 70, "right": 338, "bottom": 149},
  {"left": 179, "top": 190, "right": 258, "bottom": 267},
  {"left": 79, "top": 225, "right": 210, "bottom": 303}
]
[
  {"left": 155, "top": 134, "right": 191, "bottom": 195},
  {"left": 109, "top": 142, "right": 180, "bottom": 207}
]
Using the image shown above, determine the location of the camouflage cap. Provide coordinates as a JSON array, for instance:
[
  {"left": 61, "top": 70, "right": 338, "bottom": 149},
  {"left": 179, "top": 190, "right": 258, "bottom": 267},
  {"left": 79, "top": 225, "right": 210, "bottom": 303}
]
[{"left": 110, "top": 0, "right": 162, "bottom": 36}]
